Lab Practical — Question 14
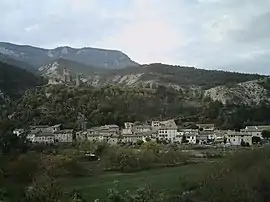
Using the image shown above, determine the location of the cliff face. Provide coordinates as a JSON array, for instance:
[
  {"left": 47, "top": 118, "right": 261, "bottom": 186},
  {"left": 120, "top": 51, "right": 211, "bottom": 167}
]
[{"left": 204, "top": 80, "right": 270, "bottom": 105}]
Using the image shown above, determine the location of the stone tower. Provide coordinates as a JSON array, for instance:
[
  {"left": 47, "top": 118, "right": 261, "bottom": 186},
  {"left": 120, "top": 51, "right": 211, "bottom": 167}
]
[
  {"left": 76, "top": 74, "right": 81, "bottom": 87},
  {"left": 63, "top": 68, "right": 71, "bottom": 83}
]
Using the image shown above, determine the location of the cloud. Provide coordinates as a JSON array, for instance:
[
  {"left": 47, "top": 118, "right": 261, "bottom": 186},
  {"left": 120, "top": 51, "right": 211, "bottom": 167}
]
[
  {"left": 0, "top": 0, "right": 269, "bottom": 74},
  {"left": 95, "top": 0, "right": 186, "bottom": 63}
]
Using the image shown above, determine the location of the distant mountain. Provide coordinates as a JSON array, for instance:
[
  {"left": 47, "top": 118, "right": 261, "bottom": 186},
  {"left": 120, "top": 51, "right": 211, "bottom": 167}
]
[
  {"left": 0, "top": 61, "right": 45, "bottom": 99},
  {"left": 0, "top": 42, "right": 139, "bottom": 69}
]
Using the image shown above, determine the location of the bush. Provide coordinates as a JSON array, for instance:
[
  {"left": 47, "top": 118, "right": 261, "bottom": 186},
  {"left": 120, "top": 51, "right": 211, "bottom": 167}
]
[
  {"left": 101, "top": 145, "right": 189, "bottom": 172},
  {"left": 191, "top": 147, "right": 270, "bottom": 202}
]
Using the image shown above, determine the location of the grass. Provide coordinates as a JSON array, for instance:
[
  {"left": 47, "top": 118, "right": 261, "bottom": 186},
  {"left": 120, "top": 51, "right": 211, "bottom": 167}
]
[{"left": 64, "top": 162, "right": 214, "bottom": 201}]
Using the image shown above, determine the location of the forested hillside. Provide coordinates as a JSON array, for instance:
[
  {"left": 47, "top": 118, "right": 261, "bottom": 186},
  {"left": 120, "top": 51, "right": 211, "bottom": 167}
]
[
  {"left": 1, "top": 84, "right": 269, "bottom": 130},
  {"left": 0, "top": 61, "right": 45, "bottom": 99},
  {"left": 0, "top": 53, "right": 36, "bottom": 73},
  {"left": 89, "top": 63, "right": 264, "bottom": 89},
  {"left": 1, "top": 85, "right": 203, "bottom": 128}
]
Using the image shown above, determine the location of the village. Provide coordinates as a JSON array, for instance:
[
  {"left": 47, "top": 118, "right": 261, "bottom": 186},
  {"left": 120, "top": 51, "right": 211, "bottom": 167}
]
[{"left": 13, "top": 119, "right": 270, "bottom": 147}]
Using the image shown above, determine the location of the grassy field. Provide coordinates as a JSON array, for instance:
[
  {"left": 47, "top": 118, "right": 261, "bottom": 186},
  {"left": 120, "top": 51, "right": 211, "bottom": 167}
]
[{"left": 64, "top": 162, "right": 215, "bottom": 201}]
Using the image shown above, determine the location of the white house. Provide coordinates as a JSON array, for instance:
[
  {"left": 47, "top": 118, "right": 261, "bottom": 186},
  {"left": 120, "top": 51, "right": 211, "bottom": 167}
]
[
  {"left": 87, "top": 133, "right": 104, "bottom": 142},
  {"left": 54, "top": 129, "right": 73, "bottom": 143},
  {"left": 34, "top": 131, "right": 55, "bottom": 144},
  {"left": 121, "top": 134, "right": 143, "bottom": 144},
  {"left": 186, "top": 133, "right": 197, "bottom": 144},
  {"left": 240, "top": 125, "right": 270, "bottom": 139},
  {"left": 121, "top": 128, "right": 133, "bottom": 135},
  {"left": 226, "top": 131, "right": 252, "bottom": 146},
  {"left": 87, "top": 125, "right": 120, "bottom": 144},
  {"left": 151, "top": 121, "right": 161, "bottom": 128},
  {"left": 175, "top": 132, "right": 183, "bottom": 143},
  {"left": 27, "top": 129, "right": 40, "bottom": 142},
  {"left": 124, "top": 122, "right": 134, "bottom": 129},
  {"left": 13, "top": 129, "right": 25, "bottom": 136},
  {"left": 104, "top": 134, "right": 119, "bottom": 145},
  {"left": 76, "top": 131, "right": 87, "bottom": 141},
  {"left": 133, "top": 124, "right": 152, "bottom": 133},
  {"left": 51, "top": 124, "right": 61, "bottom": 133},
  {"left": 156, "top": 119, "right": 178, "bottom": 142},
  {"left": 178, "top": 129, "right": 199, "bottom": 144},
  {"left": 196, "top": 124, "right": 215, "bottom": 132}
]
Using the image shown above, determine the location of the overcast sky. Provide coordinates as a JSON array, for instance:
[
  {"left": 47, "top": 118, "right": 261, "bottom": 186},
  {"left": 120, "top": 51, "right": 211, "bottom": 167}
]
[{"left": 1, "top": 0, "right": 270, "bottom": 74}]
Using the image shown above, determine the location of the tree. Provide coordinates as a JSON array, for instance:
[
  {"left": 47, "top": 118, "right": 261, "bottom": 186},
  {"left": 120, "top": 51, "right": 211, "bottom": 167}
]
[
  {"left": 0, "top": 131, "right": 29, "bottom": 154},
  {"left": 181, "top": 135, "right": 189, "bottom": 144},
  {"left": 252, "top": 136, "right": 261, "bottom": 144},
  {"left": 136, "top": 140, "right": 144, "bottom": 146},
  {"left": 262, "top": 130, "right": 270, "bottom": 140}
]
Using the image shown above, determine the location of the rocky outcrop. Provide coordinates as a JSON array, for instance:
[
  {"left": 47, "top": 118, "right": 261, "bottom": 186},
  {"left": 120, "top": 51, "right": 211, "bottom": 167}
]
[{"left": 204, "top": 80, "right": 269, "bottom": 105}]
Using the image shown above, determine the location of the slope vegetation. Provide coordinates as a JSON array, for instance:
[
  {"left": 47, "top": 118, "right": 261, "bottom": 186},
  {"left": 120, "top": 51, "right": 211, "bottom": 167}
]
[{"left": 0, "top": 61, "right": 44, "bottom": 99}]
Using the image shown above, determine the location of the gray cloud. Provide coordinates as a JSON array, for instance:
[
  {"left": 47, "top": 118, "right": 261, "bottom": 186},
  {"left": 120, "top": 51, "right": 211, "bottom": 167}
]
[
  {"left": 0, "top": 0, "right": 269, "bottom": 74},
  {"left": 231, "top": 12, "right": 270, "bottom": 43}
]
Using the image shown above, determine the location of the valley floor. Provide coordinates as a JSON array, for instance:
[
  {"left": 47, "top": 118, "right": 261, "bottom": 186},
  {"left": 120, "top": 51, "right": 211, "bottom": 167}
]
[{"left": 63, "top": 162, "right": 215, "bottom": 201}]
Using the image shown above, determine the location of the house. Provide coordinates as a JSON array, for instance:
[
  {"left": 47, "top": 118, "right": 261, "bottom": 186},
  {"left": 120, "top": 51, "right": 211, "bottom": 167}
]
[
  {"left": 214, "top": 130, "right": 227, "bottom": 144},
  {"left": 121, "top": 134, "right": 143, "bottom": 144},
  {"left": 76, "top": 131, "right": 87, "bottom": 141},
  {"left": 151, "top": 121, "right": 161, "bottom": 128},
  {"left": 133, "top": 124, "right": 152, "bottom": 133},
  {"left": 197, "top": 134, "right": 208, "bottom": 144},
  {"left": 103, "top": 134, "right": 119, "bottom": 145},
  {"left": 175, "top": 132, "right": 183, "bottom": 143},
  {"left": 51, "top": 124, "right": 61, "bottom": 133},
  {"left": 124, "top": 122, "right": 134, "bottom": 129},
  {"left": 121, "top": 128, "right": 133, "bottom": 135},
  {"left": 87, "top": 125, "right": 120, "bottom": 144},
  {"left": 180, "top": 129, "right": 199, "bottom": 135},
  {"left": 226, "top": 131, "right": 252, "bottom": 146},
  {"left": 88, "top": 125, "right": 119, "bottom": 136},
  {"left": 196, "top": 124, "right": 215, "bottom": 132},
  {"left": 54, "top": 129, "right": 73, "bottom": 143},
  {"left": 240, "top": 125, "right": 270, "bottom": 138},
  {"left": 27, "top": 128, "right": 40, "bottom": 142},
  {"left": 13, "top": 129, "right": 25, "bottom": 136},
  {"left": 186, "top": 133, "right": 197, "bottom": 144},
  {"left": 34, "top": 131, "right": 55, "bottom": 144},
  {"left": 178, "top": 129, "right": 198, "bottom": 144},
  {"left": 104, "top": 125, "right": 120, "bottom": 134},
  {"left": 200, "top": 131, "right": 216, "bottom": 141},
  {"left": 156, "top": 119, "right": 178, "bottom": 143},
  {"left": 87, "top": 133, "right": 103, "bottom": 142},
  {"left": 121, "top": 131, "right": 152, "bottom": 144}
]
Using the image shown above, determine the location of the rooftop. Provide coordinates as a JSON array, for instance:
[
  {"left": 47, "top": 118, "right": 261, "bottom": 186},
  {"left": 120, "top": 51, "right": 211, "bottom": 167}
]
[
  {"left": 30, "top": 125, "right": 50, "bottom": 129},
  {"left": 227, "top": 131, "right": 252, "bottom": 136},
  {"left": 52, "top": 124, "right": 62, "bottom": 128},
  {"left": 35, "top": 131, "right": 54, "bottom": 137},
  {"left": 159, "top": 119, "right": 177, "bottom": 129},
  {"left": 54, "top": 129, "right": 73, "bottom": 134}
]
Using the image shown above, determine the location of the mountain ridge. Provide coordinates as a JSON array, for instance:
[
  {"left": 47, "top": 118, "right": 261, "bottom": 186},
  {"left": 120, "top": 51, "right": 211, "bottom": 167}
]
[{"left": 0, "top": 42, "right": 139, "bottom": 69}]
